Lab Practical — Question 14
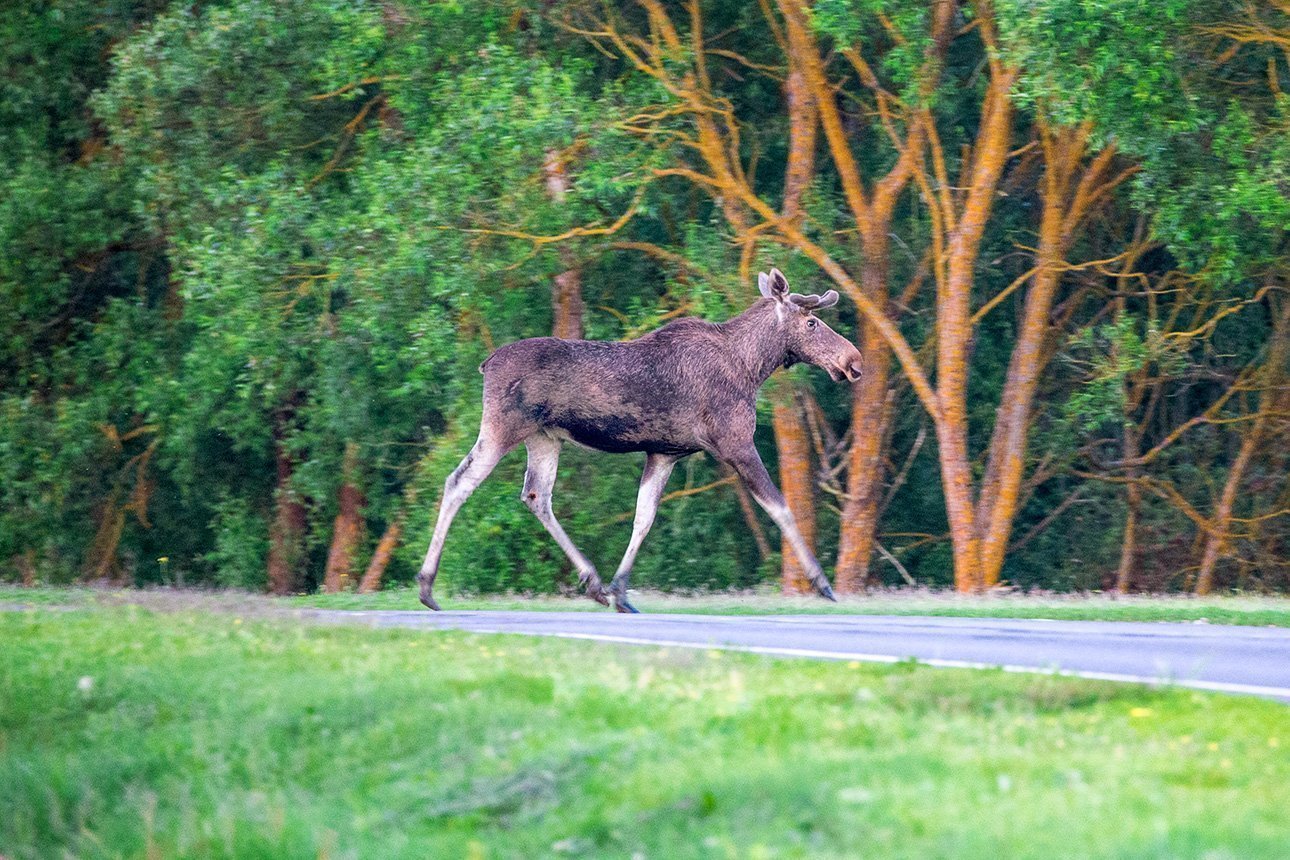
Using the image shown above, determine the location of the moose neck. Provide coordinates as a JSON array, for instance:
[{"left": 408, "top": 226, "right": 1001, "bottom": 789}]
[{"left": 721, "top": 299, "right": 791, "bottom": 389}]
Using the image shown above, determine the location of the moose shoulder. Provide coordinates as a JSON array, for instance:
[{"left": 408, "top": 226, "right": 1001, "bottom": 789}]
[{"left": 418, "top": 268, "right": 863, "bottom": 613}]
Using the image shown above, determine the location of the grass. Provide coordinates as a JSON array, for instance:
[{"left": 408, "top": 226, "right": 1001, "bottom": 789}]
[
  {"left": 7, "top": 584, "right": 1290, "bottom": 628},
  {"left": 2, "top": 602, "right": 1289, "bottom": 858}
]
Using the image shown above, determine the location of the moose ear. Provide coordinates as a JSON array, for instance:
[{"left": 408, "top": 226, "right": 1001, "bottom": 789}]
[
  {"left": 757, "top": 271, "right": 774, "bottom": 299},
  {"left": 768, "top": 268, "right": 790, "bottom": 298}
]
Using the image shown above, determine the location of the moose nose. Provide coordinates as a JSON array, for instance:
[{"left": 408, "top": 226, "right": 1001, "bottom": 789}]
[{"left": 844, "top": 358, "right": 864, "bottom": 383}]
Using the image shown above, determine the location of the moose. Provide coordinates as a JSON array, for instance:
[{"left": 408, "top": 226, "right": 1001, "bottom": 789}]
[{"left": 418, "top": 268, "right": 864, "bottom": 613}]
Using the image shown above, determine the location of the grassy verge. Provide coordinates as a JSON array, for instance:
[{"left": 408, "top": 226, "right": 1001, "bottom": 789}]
[
  {"left": 2, "top": 605, "right": 1289, "bottom": 858},
  {"left": 6, "top": 584, "right": 1290, "bottom": 628}
]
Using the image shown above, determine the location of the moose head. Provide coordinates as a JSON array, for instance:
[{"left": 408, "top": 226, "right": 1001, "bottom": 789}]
[{"left": 758, "top": 268, "right": 864, "bottom": 383}]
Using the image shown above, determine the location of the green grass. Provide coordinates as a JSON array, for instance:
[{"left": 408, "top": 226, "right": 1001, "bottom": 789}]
[
  {"left": 9, "top": 584, "right": 1290, "bottom": 628},
  {"left": 2, "top": 603, "right": 1289, "bottom": 858}
]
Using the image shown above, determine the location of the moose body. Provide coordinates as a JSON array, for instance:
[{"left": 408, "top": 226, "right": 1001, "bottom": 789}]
[{"left": 418, "top": 269, "right": 863, "bottom": 613}]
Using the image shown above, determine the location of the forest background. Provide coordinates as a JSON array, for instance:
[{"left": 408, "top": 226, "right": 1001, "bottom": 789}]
[{"left": 3, "top": 0, "right": 1287, "bottom": 598}]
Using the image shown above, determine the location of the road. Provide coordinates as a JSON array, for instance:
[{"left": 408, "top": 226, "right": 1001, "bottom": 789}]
[{"left": 302, "top": 609, "right": 1290, "bottom": 702}]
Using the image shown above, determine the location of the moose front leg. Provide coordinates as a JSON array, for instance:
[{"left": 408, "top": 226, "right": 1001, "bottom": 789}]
[
  {"left": 723, "top": 447, "right": 837, "bottom": 602},
  {"left": 607, "top": 453, "right": 678, "bottom": 614}
]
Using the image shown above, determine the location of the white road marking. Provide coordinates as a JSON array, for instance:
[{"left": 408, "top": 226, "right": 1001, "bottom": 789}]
[{"left": 449, "top": 626, "right": 1290, "bottom": 701}]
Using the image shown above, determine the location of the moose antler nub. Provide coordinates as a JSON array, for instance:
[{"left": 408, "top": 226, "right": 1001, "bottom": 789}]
[{"left": 788, "top": 290, "right": 840, "bottom": 311}]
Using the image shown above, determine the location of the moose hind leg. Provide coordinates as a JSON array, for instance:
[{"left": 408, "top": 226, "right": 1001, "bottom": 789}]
[
  {"left": 725, "top": 448, "right": 836, "bottom": 602},
  {"left": 522, "top": 435, "right": 609, "bottom": 606},
  {"left": 608, "top": 453, "right": 677, "bottom": 614},
  {"left": 418, "top": 436, "right": 507, "bottom": 610}
]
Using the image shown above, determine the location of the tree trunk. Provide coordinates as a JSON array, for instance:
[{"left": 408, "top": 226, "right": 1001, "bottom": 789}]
[
  {"left": 976, "top": 127, "right": 1117, "bottom": 587},
  {"left": 769, "top": 36, "right": 824, "bottom": 594},
  {"left": 358, "top": 512, "right": 404, "bottom": 593},
  {"left": 16, "top": 550, "right": 37, "bottom": 587},
  {"left": 975, "top": 265, "right": 1061, "bottom": 585},
  {"left": 833, "top": 219, "right": 896, "bottom": 592},
  {"left": 929, "top": 61, "right": 1017, "bottom": 592},
  {"left": 1194, "top": 435, "right": 1257, "bottom": 595},
  {"left": 938, "top": 419, "right": 985, "bottom": 591},
  {"left": 322, "top": 442, "right": 365, "bottom": 593},
  {"left": 1195, "top": 298, "right": 1290, "bottom": 594},
  {"left": 267, "top": 429, "right": 307, "bottom": 595},
  {"left": 358, "top": 483, "right": 420, "bottom": 593},
  {"left": 771, "top": 382, "right": 817, "bottom": 593},
  {"left": 544, "top": 149, "right": 584, "bottom": 339},
  {"left": 1115, "top": 424, "right": 1142, "bottom": 594},
  {"left": 835, "top": 317, "right": 892, "bottom": 591},
  {"left": 974, "top": 202, "right": 1065, "bottom": 585},
  {"left": 778, "top": 0, "right": 929, "bottom": 590},
  {"left": 780, "top": 45, "right": 817, "bottom": 228},
  {"left": 84, "top": 488, "right": 126, "bottom": 583},
  {"left": 552, "top": 267, "right": 584, "bottom": 340}
]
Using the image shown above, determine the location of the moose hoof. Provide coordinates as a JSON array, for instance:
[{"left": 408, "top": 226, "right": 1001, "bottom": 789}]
[
  {"left": 613, "top": 594, "right": 640, "bottom": 614},
  {"left": 816, "top": 582, "right": 837, "bottom": 603},
  {"left": 583, "top": 577, "right": 612, "bottom": 607},
  {"left": 416, "top": 573, "right": 441, "bottom": 611}
]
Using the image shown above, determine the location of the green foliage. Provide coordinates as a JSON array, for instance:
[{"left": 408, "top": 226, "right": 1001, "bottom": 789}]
[
  {"left": 998, "top": 0, "right": 1199, "bottom": 152},
  {"left": 1061, "top": 315, "right": 1171, "bottom": 434},
  {"left": 1148, "top": 95, "right": 1290, "bottom": 279},
  {"left": 0, "top": 0, "right": 175, "bottom": 572},
  {"left": 810, "top": 0, "right": 934, "bottom": 99},
  {"left": 1, "top": 0, "right": 1286, "bottom": 593},
  {"left": 206, "top": 496, "right": 272, "bottom": 590}
]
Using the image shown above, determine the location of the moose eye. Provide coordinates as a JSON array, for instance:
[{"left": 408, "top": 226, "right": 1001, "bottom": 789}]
[{"left": 806, "top": 318, "right": 818, "bottom": 329}]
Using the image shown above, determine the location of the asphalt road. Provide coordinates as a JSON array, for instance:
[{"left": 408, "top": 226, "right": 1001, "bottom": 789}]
[{"left": 304, "top": 609, "right": 1290, "bottom": 702}]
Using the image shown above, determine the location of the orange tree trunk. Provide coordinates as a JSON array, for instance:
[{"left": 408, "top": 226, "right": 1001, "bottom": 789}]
[
  {"left": 835, "top": 316, "right": 892, "bottom": 591},
  {"left": 84, "top": 488, "right": 126, "bottom": 583},
  {"left": 1115, "top": 423, "right": 1142, "bottom": 594},
  {"left": 936, "top": 417, "right": 985, "bottom": 592},
  {"left": 358, "top": 512, "right": 404, "bottom": 593},
  {"left": 1195, "top": 299, "right": 1290, "bottom": 594},
  {"left": 544, "top": 149, "right": 584, "bottom": 339},
  {"left": 975, "top": 244, "right": 1064, "bottom": 586},
  {"left": 552, "top": 267, "right": 584, "bottom": 339},
  {"left": 774, "top": 7, "right": 923, "bottom": 592},
  {"left": 16, "top": 550, "right": 37, "bottom": 586},
  {"left": 834, "top": 220, "right": 897, "bottom": 592},
  {"left": 267, "top": 425, "right": 307, "bottom": 595},
  {"left": 358, "top": 483, "right": 420, "bottom": 593},
  {"left": 322, "top": 442, "right": 365, "bottom": 593},
  {"left": 976, "top": 128, "right": 1122, "bottom": 587},
  {"left": 771, "top": 380, "right": 817, "bottom": 593},
  {"left": 1194, "top": 433, "right": 1259, "bottom": 595},
  {"left": 933, "top": 69, "right": 1016, "bottom": 592}
]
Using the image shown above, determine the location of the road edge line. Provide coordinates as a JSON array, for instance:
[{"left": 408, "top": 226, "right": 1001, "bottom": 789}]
[{"left": 450, "top": 627, "right": 1290, "bottom": 701}]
